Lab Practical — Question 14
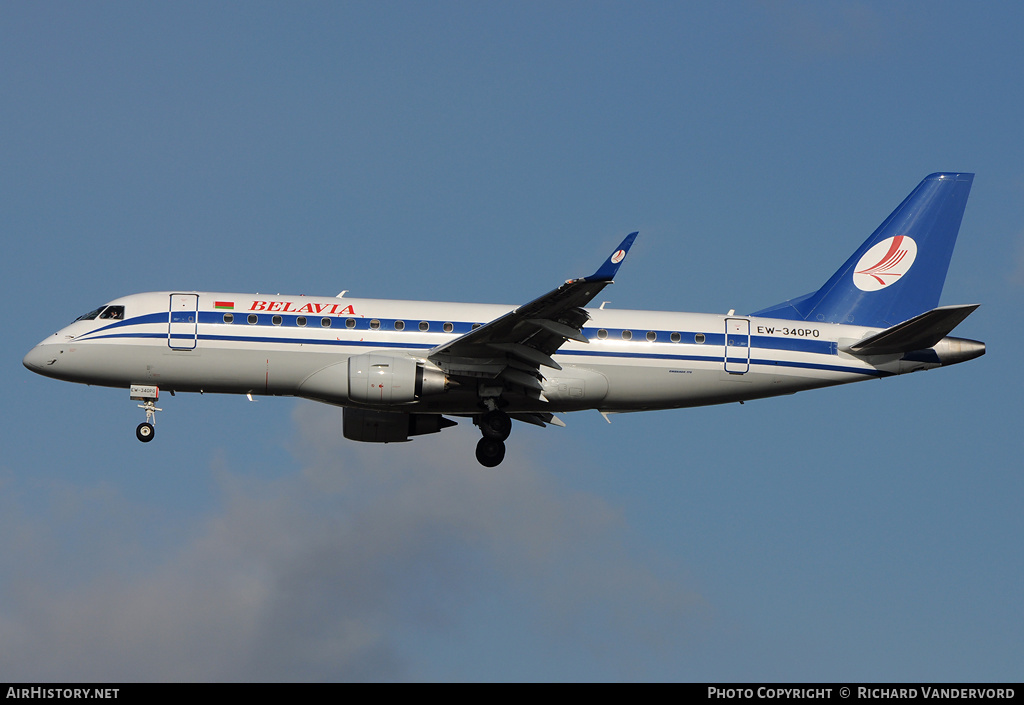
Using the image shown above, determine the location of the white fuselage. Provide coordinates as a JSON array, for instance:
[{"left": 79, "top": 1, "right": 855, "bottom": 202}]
[{"left": 23, "top": 291, "right": 982, "bottom": 415}]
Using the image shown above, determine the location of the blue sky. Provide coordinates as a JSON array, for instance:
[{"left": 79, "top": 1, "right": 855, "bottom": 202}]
[{"left": 2, "top": 2, "right": 1022, "bottom": 681}]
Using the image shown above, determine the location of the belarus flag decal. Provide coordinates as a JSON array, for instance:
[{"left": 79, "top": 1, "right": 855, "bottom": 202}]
[{"left": 214, "top": 301, "right": 234, "bottom": 310}]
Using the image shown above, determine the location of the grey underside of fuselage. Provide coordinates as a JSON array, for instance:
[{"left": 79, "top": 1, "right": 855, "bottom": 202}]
[{"left": 36, "top": 339, "right": 863, "bottom": 414}]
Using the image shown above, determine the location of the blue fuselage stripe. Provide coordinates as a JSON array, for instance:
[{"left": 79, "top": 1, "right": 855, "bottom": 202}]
[
  {"left": 76, "top": 314, "right": 884, "bottom": 378},
  {"left": 79, "top": 314, "right": 836, "bottom": 356}
]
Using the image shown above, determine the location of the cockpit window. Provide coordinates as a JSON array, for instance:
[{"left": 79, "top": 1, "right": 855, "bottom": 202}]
[
  {"left": 75, "top": 306, "right": 106, "bottom": 322},
  {"left": 74, "top": 305, "right": 125, "bottom": 322}
]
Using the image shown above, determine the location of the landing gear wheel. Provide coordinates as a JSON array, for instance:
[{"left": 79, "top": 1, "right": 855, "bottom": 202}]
[
  {"left": 475, "top": 437, "right": 506, "bottom": 467},
  {"left": 479, "top": 409, "right": 512, "bottom": 441},
  {"left": 136, "top": 422, "right": 155, "bottom": 443}
]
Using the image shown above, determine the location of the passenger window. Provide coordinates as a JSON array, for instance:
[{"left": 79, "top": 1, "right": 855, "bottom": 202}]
[
  {"left": 597, "top": 329, "right": 608, "bottom": 340},
  {"left": 223, "top": 313, "right": 234, "bottom": 324},
  {"left": 296, "top": 316, "right": 307, "bottom": 327},
  {"left": 395, "top": 320, "right": 405, "bottom": 331},
  {"left": 272, "top": 315, "right": 282, "bottom": 326},
  {"left": 370, "top": 319, "right": 380, "bottom": 330},
  {"left": 321, "top": 317, "right": 332, "bottom": 328},
  {"left": 646, "top": 331, "right": 657, "bottom": 342},
  {"left": 622, "top": 330, "right": 632, "bottom": 341},
  {"left": 695, "top": 333, "right": 705, "bottom": 344},
  {"left": 346, "top": 318, "right": 356, "bottom": 329},
  {"left": 419, "top": 321, "right": 430, "bottom": 331},
  {"left": 670, "top": 332, "right": 681, "bottom": 343},
  {"left": 443, "top": 322, "right": 454, "bottom": 333},
  {"left": 248, "top": 314, "right": 258, "bottom": 324}
]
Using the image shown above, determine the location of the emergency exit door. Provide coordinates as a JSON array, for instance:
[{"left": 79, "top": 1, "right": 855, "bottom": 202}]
[{"left": 724, "top": 318, "right": 750, "bottom": 374}]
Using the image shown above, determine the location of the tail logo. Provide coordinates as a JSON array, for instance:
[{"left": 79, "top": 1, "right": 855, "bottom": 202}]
[
  {"left": 610, "top": 249, "right": 626, "bottom": 264},
  {"left": 853, "top": 235, "right": 918, "bottom": 291}
]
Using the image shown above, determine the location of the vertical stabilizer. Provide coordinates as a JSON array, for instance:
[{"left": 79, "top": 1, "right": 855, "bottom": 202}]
[{"left": 753, "top": 173, "right": 974, "bottom": 328}]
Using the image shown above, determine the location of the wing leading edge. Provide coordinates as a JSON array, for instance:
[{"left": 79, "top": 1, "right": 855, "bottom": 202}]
[{"left": 427, "top": 232, "right": 638, "bottom": 395}]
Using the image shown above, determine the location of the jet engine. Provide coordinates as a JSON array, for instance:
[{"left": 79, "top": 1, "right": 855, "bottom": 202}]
[
  {"left": 342, "top": 408, "right": 457, "bottom": 443},
  {"left": 347, "top": 353, "right": 448, "bottom": 404}
]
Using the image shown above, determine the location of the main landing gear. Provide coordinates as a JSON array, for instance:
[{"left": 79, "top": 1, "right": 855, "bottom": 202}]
[{"left": 475, "top": 408, "right": 512, "bottom": 467}]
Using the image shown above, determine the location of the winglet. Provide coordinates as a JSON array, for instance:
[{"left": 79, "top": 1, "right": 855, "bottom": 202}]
[{"left": 585, "top": 232, "right": 638, "bottom": 282}]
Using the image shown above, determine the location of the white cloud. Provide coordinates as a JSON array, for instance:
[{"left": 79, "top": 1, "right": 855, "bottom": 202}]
[{"left": 0, "top": 403, "right": 704, "bottom": 681}]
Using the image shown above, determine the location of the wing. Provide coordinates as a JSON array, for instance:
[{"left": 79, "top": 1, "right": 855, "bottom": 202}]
[{"left": 428, "top": 233, "right": 638, "bottom": 399}]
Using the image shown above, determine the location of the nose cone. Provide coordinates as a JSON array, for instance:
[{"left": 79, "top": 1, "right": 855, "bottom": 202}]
[{"left": 23, "top": 343, "right": 57, "bottom": 375}]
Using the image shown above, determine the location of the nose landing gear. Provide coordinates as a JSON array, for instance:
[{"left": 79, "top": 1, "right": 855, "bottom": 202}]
[
  {"left": 136, "top": 420, "right": 156, "bottom": 442},
  {"left": 130, "top": 385, "right": 161, "bottom": 443}
]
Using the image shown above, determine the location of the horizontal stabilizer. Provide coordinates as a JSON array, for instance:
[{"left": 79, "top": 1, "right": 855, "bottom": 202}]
[{"left": 843, "top": 304, "right": 979, "bottom": 355}]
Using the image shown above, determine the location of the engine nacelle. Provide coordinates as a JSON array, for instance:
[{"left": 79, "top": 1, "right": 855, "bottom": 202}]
[
  {"left": 342, "top": 408, "right": 456, "bottom": 443},
  {"left": 348, "top": 353, "right": 448, "bottom": 405}
]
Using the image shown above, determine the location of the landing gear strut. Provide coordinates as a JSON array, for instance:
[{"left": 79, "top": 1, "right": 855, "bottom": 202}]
[{"left": 475, "top": 408, "right": 511, "bottom": 467}]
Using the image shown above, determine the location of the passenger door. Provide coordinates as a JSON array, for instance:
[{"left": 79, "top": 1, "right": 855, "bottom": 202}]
[{"left": 168, "top": 294, "right": 199, "bottom": 350}]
